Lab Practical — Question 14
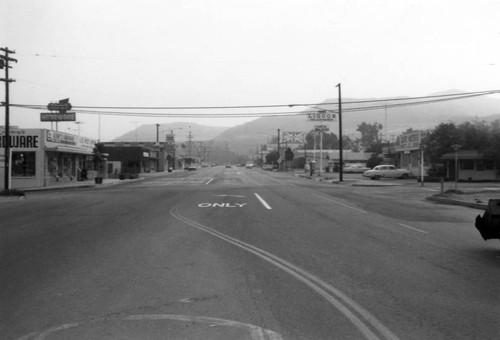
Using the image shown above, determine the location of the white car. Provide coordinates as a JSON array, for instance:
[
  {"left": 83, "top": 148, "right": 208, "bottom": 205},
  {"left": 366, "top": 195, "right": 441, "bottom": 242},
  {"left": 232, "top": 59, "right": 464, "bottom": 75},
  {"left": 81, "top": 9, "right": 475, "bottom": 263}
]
[
  {"left": 362, "top": 165, "right": 411, "bottom": 180},
  {"left": 245, "top": 163, "right": 254, "bottom": 169},
  {"left": 343, "top": 164, "right": 371, "bottom": 173}
]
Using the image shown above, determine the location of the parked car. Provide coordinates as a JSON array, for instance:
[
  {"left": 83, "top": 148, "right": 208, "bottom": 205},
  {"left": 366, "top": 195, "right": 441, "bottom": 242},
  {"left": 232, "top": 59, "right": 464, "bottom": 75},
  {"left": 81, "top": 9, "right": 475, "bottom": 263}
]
[
  {"left": 225, "top": 164, "right": 232, "bottom": 168},
  {"left": 362, "top": 165, "right": 411, "bottom": 180},
  {"left": 245, "top": 162, "right": 254, "bottom": 169},
  {"left": 343, "top": 164, "right": 370, "bottom": 173}
]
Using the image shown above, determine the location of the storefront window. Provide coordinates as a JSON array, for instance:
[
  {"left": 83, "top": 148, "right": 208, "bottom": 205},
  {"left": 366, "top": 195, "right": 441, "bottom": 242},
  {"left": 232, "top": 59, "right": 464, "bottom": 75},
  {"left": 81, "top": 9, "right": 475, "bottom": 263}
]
[{"left": 12, "top": 152, "right": 36, "bottom": 177}]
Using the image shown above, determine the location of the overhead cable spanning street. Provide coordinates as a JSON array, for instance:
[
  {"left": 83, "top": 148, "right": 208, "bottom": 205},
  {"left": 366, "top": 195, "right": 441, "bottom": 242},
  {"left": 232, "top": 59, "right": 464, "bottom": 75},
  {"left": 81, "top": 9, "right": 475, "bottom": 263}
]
[{"left": 1, "top": 167, "right": 499, "bottom": 339}]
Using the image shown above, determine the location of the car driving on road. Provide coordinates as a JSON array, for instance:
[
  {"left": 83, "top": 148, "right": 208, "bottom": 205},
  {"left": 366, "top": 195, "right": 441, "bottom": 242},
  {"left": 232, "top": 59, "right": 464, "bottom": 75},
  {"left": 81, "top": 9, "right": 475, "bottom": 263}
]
[{"left": 362, "top": 165, "right": 411, "bottom": 180}]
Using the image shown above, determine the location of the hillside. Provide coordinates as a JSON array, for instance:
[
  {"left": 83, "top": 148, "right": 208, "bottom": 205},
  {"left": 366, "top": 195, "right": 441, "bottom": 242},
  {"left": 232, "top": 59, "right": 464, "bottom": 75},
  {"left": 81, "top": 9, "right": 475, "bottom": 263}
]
[
  {"left": 112, "top": 122, "right": 227, "bottom": 143},
  {"left": 111, "top": 92, "right": 500, "bottom": 155},
  {"left": 213, "top": 93, "right": 500, "bottom": 154}
]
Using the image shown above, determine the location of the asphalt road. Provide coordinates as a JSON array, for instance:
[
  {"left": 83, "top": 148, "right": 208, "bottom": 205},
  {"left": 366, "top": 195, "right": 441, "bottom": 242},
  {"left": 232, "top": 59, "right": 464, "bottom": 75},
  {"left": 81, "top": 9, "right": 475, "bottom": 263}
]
[{"left": 1, "top": 167, "right": 499, "bottom": 339}]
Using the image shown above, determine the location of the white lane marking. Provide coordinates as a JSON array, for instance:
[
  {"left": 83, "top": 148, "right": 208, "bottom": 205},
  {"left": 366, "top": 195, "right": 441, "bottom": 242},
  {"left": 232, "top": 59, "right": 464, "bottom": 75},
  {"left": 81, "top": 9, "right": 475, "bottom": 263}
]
[
  {"left": 254, "top": 193, "right": 272, "bottom": 210},
  {"left": 314, "top": 194, "right": 368, "bottom": 214},
  {"left": 397, "top": 223, "right": 428, "bottom": 234},
  {"left": 171, "top": 208, "right": 399, "bottom": 340},
  {"left": 16, "top": 314, "right": 282, "bottom": 340},
  {"left": 205, "top": 178, "right": 214, "bottom": 185}
]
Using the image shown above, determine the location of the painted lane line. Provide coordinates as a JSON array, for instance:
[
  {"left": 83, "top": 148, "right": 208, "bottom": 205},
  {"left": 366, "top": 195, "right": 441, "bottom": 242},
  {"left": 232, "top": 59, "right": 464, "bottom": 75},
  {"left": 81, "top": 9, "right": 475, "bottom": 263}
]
[
  {"left": 313, "top": 194, "right": 368, "bottom": 214},
  {"left": 254, "top": 193, "right": 272, "bottom": 210},
  {"left": 205, "top": 178, "right": 214, "bottom": 185},
  {"left": 171, "top": 208, "right": 399, "bottom": 340},
  {"left": 397, "top": 223, "right": 428, "bottom": 234}
]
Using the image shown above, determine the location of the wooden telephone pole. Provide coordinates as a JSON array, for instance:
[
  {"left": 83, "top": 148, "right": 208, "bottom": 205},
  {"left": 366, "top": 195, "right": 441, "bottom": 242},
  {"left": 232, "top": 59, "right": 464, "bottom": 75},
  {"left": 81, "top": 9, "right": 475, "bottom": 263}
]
[{"left": 1, "top": 47, "right": 17, "bottom": 191}]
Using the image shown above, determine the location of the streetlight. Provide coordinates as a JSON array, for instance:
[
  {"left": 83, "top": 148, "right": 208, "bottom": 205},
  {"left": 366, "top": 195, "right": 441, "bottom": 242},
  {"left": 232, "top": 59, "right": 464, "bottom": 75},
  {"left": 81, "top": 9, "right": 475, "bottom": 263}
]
[{"left": 452, "top": 144, "right": 461, "bottom": 192}]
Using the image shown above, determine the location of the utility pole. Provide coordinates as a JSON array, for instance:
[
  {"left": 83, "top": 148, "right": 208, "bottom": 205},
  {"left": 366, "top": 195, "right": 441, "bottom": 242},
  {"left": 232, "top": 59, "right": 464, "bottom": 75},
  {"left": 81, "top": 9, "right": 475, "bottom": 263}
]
[
  {"left": 277, "top": 129, "right": 280, "bottom": 169},
  {"left": 1, "top": 47, "right": 17, "bottom": 192},
  {"left": 336, "top": 83, "right": 343, "bottom": 182},
  {"left": 187, "top": 126, "right": 193, "bottom": 158}
]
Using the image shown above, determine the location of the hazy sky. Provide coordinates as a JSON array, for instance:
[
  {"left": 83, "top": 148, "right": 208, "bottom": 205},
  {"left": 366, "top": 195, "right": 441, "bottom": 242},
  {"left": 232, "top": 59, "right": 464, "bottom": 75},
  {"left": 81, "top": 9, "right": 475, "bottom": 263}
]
[{"left": 2, "top": 0, "right": 500, "bottom": 141}]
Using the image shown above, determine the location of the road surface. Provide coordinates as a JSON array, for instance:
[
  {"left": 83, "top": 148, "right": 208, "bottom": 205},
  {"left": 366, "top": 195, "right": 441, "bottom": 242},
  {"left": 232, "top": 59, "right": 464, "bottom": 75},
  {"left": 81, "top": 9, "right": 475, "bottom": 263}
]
[{"left": 1, "top": 166, "right": 499, "bottom": 339}]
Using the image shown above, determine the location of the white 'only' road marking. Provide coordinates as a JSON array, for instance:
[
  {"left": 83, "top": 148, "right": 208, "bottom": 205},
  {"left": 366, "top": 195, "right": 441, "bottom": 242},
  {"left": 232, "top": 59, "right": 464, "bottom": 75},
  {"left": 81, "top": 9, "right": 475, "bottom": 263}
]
[{"left": 171, "top": 207, "right": 400, "bottom": 340}]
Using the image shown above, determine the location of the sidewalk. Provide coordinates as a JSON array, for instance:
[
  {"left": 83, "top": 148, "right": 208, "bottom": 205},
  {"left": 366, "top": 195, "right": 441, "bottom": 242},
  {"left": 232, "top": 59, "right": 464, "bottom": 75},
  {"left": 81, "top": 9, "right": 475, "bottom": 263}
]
[
  {"left": 293, "top": 171, "right": 500, "bottom": 211},
  {"left": 0, "top": 172, "right": 171, "bottom": 202}
]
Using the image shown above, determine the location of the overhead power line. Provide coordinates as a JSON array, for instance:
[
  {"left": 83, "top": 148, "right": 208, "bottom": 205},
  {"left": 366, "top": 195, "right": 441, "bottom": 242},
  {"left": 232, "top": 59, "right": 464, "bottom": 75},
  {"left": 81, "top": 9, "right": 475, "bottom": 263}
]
[
  {"left": 9, "top": 89, "right": 499, "bottom": 111},
  {"left": 8, "top": 90, "right": 499, "bottom": 118}
]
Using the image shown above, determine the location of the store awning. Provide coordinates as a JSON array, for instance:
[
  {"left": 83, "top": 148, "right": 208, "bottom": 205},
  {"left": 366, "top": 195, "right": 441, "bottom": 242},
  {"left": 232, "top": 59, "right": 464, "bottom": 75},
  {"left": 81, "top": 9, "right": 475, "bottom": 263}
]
[{"left": 46, "top": 146, "right": 94, "bottom": 155}]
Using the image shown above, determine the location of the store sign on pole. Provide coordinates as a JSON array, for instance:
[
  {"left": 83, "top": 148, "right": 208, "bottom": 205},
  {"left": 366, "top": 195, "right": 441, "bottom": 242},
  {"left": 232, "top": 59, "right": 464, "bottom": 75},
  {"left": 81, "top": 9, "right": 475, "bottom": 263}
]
[
  {"left": 40, "top": 112, "right": 76, "bottom": 121},
  {"left": 307, "top": 111, "right": 336, "bottom": 121},
  {"left": 42, "top": 98, "right": 76, "bottom": 122},
  {"left": 281, "top": 131, "right": 306, "bottom": 144},
  {"left": 314, "top": 125, "right": 329, "bottom": 132}
]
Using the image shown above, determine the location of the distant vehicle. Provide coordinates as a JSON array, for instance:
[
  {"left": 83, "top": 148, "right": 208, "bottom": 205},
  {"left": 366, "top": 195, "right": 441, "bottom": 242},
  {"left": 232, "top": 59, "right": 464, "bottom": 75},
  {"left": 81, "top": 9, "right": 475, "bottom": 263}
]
[
  {"left": 363, "top": 165, "right": 411, "bottom": 180},
  {"left": 262, "top": 164, "right": 273, "bottom": 171},
  {"left": 201, "top": 163, "right": 209, "bottom": 167},
  {"left": 343, "top": 164, "right": 370, "bottom": 174},
  {"left": 186, "top": 165, "right": 197, "bottom": 171},
  {"left": 225, "top": 164, "right": 232, "bottom": 168},
  {"left": 245, "top": 162, "right": 254, "bottom": 169}
]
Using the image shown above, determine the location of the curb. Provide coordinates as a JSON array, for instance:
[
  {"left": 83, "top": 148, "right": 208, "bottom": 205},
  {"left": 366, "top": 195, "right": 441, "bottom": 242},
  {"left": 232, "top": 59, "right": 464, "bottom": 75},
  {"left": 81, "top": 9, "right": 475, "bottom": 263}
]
[{"left": 425, "top": 195, "right": 487, "bottom": 210}]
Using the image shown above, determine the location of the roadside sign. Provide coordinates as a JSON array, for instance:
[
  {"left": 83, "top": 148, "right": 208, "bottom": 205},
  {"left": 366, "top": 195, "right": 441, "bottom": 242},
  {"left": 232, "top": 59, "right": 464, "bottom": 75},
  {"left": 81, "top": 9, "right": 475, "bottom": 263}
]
[
  {"left": 40, "top": 112, "right": 76, "bottom": 122},
  {"left": 314, "top": 125, "right": 329, "bottom": 132},
  {"left": 307, "top": 111, "right": 336, "bottom": 121},
  {"left": 47, "top": 98, "right": 72, "bottom": 112},
  {"left": 47, "top": 102, "right": 72, "bottom": 112},
  {"left": 281, "top": 131, "right": 306, "bottom": 144}
]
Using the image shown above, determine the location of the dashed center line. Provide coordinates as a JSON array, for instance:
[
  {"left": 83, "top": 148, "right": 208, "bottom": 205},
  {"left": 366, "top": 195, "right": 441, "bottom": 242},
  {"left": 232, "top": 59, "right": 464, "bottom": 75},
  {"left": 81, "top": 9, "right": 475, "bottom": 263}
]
[
  {"left": 397, "top": 223, "right": 428, "bottom": 234},
  {"left": 313, "top": 194, "right": 368, "bottom": 214}
]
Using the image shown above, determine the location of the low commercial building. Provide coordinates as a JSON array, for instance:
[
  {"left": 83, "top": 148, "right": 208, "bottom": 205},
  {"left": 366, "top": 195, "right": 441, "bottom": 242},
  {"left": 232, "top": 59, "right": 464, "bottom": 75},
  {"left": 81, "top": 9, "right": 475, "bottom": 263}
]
[
  {"left": 0, "top": 127, "right": 96, "bottom": 189},
  {"left": 441, "top": 150, "right": 500, "bottom": 181},
  {"left": 394, "top": 130, "right": 428, "bottom": 176},
  {"left": 98, "top": 142, "right": 160, "bottom": 177}
]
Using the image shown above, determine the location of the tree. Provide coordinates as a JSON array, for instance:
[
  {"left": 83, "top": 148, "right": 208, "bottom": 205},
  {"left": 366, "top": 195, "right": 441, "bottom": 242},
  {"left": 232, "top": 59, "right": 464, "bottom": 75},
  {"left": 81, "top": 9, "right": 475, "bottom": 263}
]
[
  {"left": 305, "top": 130, "right": 339, "bottom": 149},
  {"left": 357, "top": 122, "right": 383, "bottom": 150},
  {"left": 423, "top": 120, "right": 500, "bottom": 162},
  {"left": 265, "top": 150, "right": 279, "bottom": 164},
  {"left": 366, "top": 153, "right": 384, "bottom": 168},
  {"left": 423, "top": 123, "right": 463, "bottom": 162}
]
